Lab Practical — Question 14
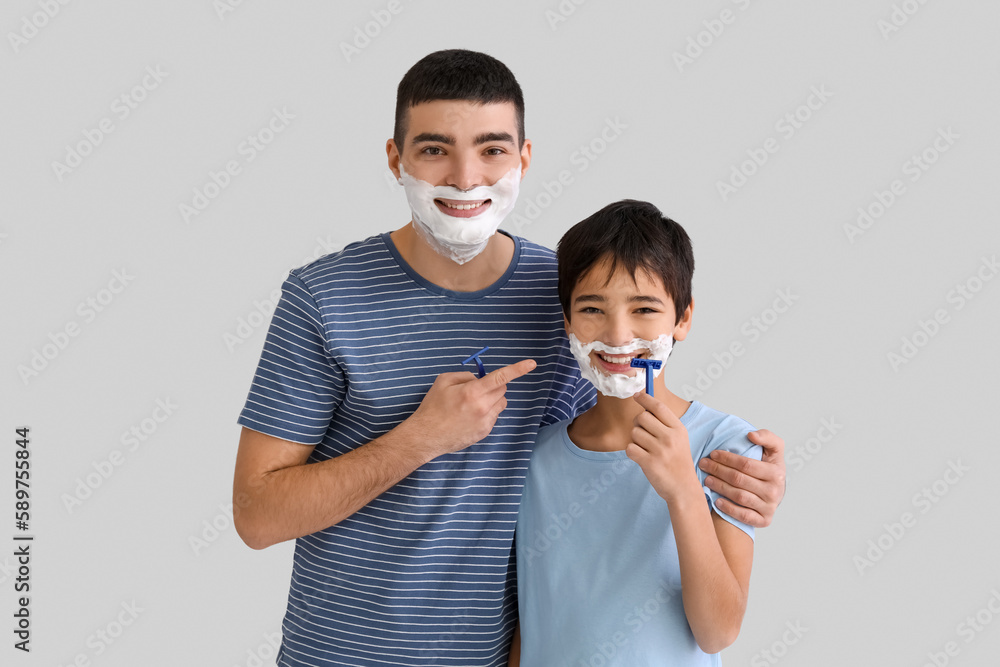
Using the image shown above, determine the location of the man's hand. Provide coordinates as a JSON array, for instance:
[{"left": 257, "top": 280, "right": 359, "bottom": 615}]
[
  {"left": 406, "top": 359, "right": 536, "bottom": 457},
  {"left": 698, "top": 429, "right": 786, "bottom": 528}
]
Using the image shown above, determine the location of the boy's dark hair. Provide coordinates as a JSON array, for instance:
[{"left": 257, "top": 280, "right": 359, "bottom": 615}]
[
  {"left": 557, "top": 199, "right": 695, "bottom": 323},
  {"left": 394, "top": 49, "right": 525, "bottom": 152}
]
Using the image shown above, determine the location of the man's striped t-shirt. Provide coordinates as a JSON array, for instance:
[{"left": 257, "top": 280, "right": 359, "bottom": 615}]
[{"left": 238, "top": 232, "right": 595, "bottom": 667}]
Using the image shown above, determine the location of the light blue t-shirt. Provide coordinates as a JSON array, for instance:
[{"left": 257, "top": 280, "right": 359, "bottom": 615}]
[{"left": 515, "top": 401, "right": 761, "bottom": 666}]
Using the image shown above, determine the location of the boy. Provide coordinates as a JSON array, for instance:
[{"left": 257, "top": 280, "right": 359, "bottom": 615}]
[{"left": 512, "top": 200, "right": 761, "bottom": 665}]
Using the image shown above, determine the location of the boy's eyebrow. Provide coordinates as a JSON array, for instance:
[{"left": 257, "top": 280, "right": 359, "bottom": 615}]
[
  {"left": 629, "top": 295, "right": 665, "bottom": 305},
  {"left": 573, "top": 294, "right": 666, "bottom": 305}
]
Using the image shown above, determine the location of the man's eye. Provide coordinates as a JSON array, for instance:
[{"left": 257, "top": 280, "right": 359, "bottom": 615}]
[
  {"left": 421, "top": 146, "right": 444, "bottom": 155},
  {"left": 485, "top": 147, "right": 506, "bottom": 156}
]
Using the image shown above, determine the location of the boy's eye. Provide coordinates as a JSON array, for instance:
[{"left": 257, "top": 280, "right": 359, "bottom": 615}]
[
  {"left": 635, "top": 307, "right": 658, "bottom": 314},
  {"left": 578, "top": 307, "right": 602, "bottom": 314}
]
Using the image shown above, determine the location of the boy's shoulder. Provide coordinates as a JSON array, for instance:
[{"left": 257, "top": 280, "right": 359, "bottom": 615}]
[{"left": 684, "top": 401, "right": 760, "bottom": 460}]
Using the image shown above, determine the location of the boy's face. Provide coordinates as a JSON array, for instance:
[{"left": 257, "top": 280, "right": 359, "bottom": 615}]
[
  {"left": 386, "top": 100, "right": 531, "bottom": 215},
  {"left": 565, "top": 258, "right": 693, "bottom": 378}
]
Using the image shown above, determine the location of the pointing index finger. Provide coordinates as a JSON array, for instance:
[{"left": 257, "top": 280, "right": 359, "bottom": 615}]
[{"left": 483, "top": 359, "right": 536, "bottom": 388}]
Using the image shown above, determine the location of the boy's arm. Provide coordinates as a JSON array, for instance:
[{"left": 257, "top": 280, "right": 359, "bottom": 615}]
[
  {"left": 627, "top": 393, "right": 753, "bottom": 653},
  {"left": 507, "top": 622, "right": 520, "bottom": 667},
  {"left": 698, "top": 429, "right": 785, "bottom": 527}
]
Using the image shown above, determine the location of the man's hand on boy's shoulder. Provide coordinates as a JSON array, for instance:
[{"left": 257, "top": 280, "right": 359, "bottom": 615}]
[{"left": 698, "top": 429, "right": 786, "bottom": 528}]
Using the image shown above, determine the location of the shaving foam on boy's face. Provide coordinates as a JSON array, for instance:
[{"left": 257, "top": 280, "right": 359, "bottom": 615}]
[
  {"left": 569, "top": 333, "right": 674, "bottom": 399},
  {"left": 398, "top": 163, "right": 521, "bottom": 265}
]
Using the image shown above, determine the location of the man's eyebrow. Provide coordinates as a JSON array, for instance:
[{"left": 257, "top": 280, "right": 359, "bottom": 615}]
[
  {"left": 475, "top": 131, "right": 516, "bottom": 145},
  {"left": 411, "top": 132, "right": 454, "bottom": 146}
]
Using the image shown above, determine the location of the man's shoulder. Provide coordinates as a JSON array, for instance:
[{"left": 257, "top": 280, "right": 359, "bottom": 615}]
[
  {"left": 290, "top": 233, "right": 389, "bottom": 283},
  {"left": 510, "top": 234, "right": 557, "bottom": 266}
]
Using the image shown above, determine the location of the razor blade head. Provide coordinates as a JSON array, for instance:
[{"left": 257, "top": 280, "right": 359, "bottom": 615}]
[{"left": 630, "top": 358, "right": 662, "bottom": 370}]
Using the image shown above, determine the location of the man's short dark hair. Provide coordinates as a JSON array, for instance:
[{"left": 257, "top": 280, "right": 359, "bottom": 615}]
[
  {"left": 557, "top": 199, "right": 695, "bottom": 323},
  {"left": 394, "top": 49, "right": 525, "bottom": 152}
]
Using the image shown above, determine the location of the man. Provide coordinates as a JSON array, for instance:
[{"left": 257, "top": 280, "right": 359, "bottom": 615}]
[{"left": 233, "top": 49, "right": 786, "bottom": 667}]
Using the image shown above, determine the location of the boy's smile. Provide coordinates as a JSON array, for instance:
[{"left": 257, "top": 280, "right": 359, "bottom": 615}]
[{"left": 566, "top": 258, "right": 692, "bottom": 382}]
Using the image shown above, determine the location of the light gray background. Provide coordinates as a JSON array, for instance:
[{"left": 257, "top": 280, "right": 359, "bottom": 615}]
[{"left": 3, "top": 1, "right": 998, "bottom": 665}]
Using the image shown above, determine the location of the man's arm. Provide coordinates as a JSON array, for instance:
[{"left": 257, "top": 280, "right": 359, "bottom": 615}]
[
  {"left": 698, "top": 429, "right": 786, "bottom": 528},
  {"left": 233, "top": 360, "right": 536, "bottom": 550}
]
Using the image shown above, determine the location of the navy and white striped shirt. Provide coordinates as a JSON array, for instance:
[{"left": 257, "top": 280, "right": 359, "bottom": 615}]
[{"left": 239, "top": 232, "right": 594, "bottom": 666}]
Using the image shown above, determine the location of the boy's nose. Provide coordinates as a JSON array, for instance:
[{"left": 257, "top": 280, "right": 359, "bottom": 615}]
[{"left": 602, "top": 319, "right": 634, "bottom": 348}]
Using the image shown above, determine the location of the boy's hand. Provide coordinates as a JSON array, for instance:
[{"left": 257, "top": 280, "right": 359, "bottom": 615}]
[
  {"left": 698, "top": 429, "right": 786, "bottom": 528},
  {"left": 627, "top": 392, "right": 698, "bottom": 502},
  {"left": 406, "top": 359, "right": 537, "bottom": 457}
]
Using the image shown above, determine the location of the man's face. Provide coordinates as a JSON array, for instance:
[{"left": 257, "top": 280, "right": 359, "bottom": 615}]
[
  {"left": 565, "top": 258, "right": 692, "bottom": 378},
  {"left": 387, "top": 100, "right": 531, "bottom": 220}
]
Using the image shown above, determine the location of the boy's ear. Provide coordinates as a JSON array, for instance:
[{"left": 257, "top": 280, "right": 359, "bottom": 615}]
[
  {"left": 672, "top": 298, "right": 694, "bottom": 342},
  {"left": 562, "top": 313, "right": 572, "bottom": 335}
]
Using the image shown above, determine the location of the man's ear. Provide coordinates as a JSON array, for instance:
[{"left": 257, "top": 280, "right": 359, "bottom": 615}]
[
  {"left": 386, "top": 139, "right": 402, "bottom": 180},
  {"left": 673, "top": 298, "right": 694, "bottom": 342},
  {"left": 519, "top": 138, "right": 532, "bottom": 179}
]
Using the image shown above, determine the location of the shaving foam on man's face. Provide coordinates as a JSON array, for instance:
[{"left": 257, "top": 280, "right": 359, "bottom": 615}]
[
  {"left": 569, "top": 333, "right": 674, "bottom": 399},
  {"left": 398, "top": 163, "right": 521, "bottom": 265}
]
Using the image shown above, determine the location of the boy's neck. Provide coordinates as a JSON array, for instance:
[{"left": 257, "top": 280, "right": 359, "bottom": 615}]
[
  {"left": 568, "top": 381, "right": 691, "bottom": 452},
  {"left": 389, "top": 223, "right": 515, "bottom": 292}
]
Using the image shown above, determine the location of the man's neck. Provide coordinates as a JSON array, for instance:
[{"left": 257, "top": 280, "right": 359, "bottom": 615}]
[
  {"left": 389, "top": 222, "right": 515, "bottom": 293},
  {"left": 568, "top": 384, "right": 691, "bottom": 452}
]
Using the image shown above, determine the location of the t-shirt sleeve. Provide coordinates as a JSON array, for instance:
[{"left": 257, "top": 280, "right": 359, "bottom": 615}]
[
  {"left": 539, "top": 368, "right": 596, "bottom": 427},
  {"left": 702, "top": 423, "right": 763, "bottom": 541},
  {"left": 237, "top": 272, "right": 344, "bottom": 445}
]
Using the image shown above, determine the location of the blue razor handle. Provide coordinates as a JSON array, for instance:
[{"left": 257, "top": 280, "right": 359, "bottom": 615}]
[
  {"left": 463, "top": 347, "right": 490, "bottom": 378},
  {"left": 630, "top": 358, "right": 663, "bottom": 395}
]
